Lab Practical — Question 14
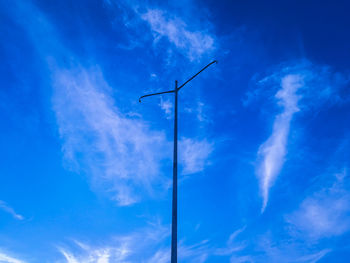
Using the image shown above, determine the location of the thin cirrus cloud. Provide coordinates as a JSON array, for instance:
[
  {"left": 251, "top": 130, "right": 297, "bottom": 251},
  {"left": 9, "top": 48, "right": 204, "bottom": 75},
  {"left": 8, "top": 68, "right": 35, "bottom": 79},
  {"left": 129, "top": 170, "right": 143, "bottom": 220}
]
[
  {"left": 257, "top": 73, "right": 303, "bottom": 212},
  {"left": 211, "top": 222, "right": 332, "bottom": 262},
  {"left": 184, "top": 101, "right": 211, "bottom": 123},
  {"left": 140, "top": 8, "right": 215, "bottom": 61},
  {"left": 214, "top": 226, "right": 247, "bottom": 257},
  {"left": 58, "top": 221, "right": 169, "bottom": 263},
  {"left": 52, "top": 66, "right": 213, "bottom": 205},
  {"left": 0, "top": 251, "right": 26, "bottom": 263},
  {"left": 57, "top": 224, "right": 250, "bottom": 263},
  {"left": 159, "top": 97, "right": 173, "bottom": 119},
  {"left": 0, "top": 200, "right": 24, "bottom": 220},
  {"left": 104, "top": 1, "right": 217, "bottom": 61},
  {"left": 57, "top": 222, "right": 214, "bottom": 263},
  {"left": 52, "top": 66, "right": 171, "bottom": 206},
  {"left": 58, "top": 242, "right": 129, "bottom": 263},
  {"left": 7, "top": 0, "right": 171, "bottom": 206},
  {"left": 255, "top": 61, "right": 349, "bottom": 212},
  {"left": 286, "top": 169, "right": 350, "bottom": 240},
  {"left": 179, "top": 138, "right": 214, "bottom": 175},
  {"left": 296, "top": 249, "right": 332, "bottom": 263},
  {"left": 254, "top": 236, "right": 331, "bottom": 263},
  {"left": 8, "top": 0, "right": 214, "bottom": 205}
]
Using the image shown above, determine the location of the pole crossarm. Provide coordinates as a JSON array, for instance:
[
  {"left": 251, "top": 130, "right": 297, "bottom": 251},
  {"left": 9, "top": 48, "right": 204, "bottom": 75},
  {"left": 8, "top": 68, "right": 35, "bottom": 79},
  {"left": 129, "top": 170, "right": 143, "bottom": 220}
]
[
  {"left": 138, "top": 60, "right": 218, "bottom": 102},
  {"left": 139, "top": 89, "right": 175, "bottom": 102},
  {"left": 177, "top": 60, "right": 217, "bottom": 91}
]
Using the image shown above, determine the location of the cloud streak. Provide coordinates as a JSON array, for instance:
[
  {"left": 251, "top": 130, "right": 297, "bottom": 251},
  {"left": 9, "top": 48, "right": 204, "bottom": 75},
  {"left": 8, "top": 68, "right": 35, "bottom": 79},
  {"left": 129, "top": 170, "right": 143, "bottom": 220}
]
[
  {"left": 287, "top": 169, "right": 350, "bottom": 240},
  {"left": 53, "top": 66, "right": 171, "bottom": 205},
  {"left": 0, "top": 200, "right": 24, "bottom": 220},
  {"left": 0, "top": 251, "right": 26, "bottom": 263},
  {"left": 159, "top": 98, "right": 173, "bottom": 119},
  {"left": 57, "top": 222, "right": 216, "bottom": 263},
  {"left": 52, "top": 65, "right": 214, "bottom": 204},
  {"left": 58, "top": 221, "right": 169, "bottom": 263},
  {"left": 257, "top": 74, "right": 303, "bottom": 211},
  {"left": 254, "top": 61, "right": 350, "bottom": 212},
  {"left": 140, "top": 8, "right": 215, "bottom": 61},
  {"left": 179, "top": 138, "right": 213, "bottom": 175}
]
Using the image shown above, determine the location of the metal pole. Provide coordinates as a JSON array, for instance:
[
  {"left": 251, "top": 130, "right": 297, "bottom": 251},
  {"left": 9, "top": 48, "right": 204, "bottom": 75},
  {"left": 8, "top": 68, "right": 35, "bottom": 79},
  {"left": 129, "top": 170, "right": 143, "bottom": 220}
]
[{"left": 171, "top": 80, "right": 178, "bottom": 263}]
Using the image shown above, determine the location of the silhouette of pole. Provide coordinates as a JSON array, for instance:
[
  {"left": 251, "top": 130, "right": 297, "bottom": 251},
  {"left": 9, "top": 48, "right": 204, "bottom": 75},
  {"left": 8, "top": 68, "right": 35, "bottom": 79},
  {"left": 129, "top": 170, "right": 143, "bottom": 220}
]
[
  {"left": 171, "top": 79, "right": 178, "bottom": 263},
  {"left": 139, "top": 60, "right": 217, "bottom": 263}
]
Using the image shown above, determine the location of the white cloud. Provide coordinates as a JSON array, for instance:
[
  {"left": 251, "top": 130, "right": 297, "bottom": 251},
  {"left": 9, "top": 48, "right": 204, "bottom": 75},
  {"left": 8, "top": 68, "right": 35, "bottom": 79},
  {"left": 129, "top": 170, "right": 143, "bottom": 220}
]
[
  {"left": 196, "top": 101, "right": 208, "bottom": 123},
  {"left": 0, "top": 201, "right": 24, "bottom": 220},
  {"left": 254, "top": 236, "right": 331, "bottom": 263},
  {"left": 52, "top": 66, "right": 171, "bottom": 206},
  {"left": 140, "top": 9, "right": 215, "bottom": 61},
  {"left": 10, "top": 0, "right": 215, "bottom": 207},
  {"left": 251, "top": 61, "right": 350, "bottom": 212},
  {"left": 53, "top": 66, "right": 214, "bottom": 205},
  {"left": 257, "top": 74, "right": 303, "bottom": 211},
  {"left": 159, "top": 98, "right": 173, "bottom": 119},
  {"left": 103, "top": 1, "right": 217, "bottom": 62},
  {"left": 58, "top": 222, "right": 170, "bottom": 263},
  {"left": 229, "top": 255, "right": 255, "bottom": 263},
  {"left": 178, "top": 240, "right": 210, "bottom": 263},
  {"left": 296, "top": 249, "right": 331, "bottom": 263},
  {"left": 224, "top": 171, "right": 349, "bottom": 263},
  {"left": 59, "top": 245, "right": 124, "bottom": 263},
  {"left": 215, "top": 226, "right": 246, "bottom": 256},
  {"left": 179, "top": 138, "right": 213, "bottom": 175},
  {"left": 146, "top": 249, "right": 169, "bottom": 263},
  {"left": 57, "top": 222, "right": 217, "bottom": 263},
  {"left": 212, "top": 227, "right": 332, "bottom": 263},
  {"left": 185, "top": 101, "right": 210, "bottom": 123},
  {"left": 245, "top": 61, "right": 350, "bottom": 109},
  {"left": 0, "top": 252, "right": 26, "bottom": 263},
  {"left": 287, "top": 169, "right": 350, "bottom": 240},
  {"left": 8, "top": 1, "right": 172, "bottom": 206}
]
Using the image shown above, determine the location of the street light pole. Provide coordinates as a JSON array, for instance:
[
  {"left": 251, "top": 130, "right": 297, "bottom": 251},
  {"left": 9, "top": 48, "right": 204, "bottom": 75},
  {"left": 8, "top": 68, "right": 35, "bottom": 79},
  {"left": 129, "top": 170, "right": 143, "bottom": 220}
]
[
  {"left": 139, "top": 60, "right": 217, "bottom": 263},
  {"left": 171, "top": 79, "right": 178, "bottom": 263}
]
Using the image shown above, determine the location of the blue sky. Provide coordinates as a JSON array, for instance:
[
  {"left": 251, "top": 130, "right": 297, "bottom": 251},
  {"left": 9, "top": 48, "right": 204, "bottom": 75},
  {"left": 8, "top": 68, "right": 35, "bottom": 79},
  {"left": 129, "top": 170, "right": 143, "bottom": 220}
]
[{"left": 0, "top": 0, "right": 350, "bottom": 262}]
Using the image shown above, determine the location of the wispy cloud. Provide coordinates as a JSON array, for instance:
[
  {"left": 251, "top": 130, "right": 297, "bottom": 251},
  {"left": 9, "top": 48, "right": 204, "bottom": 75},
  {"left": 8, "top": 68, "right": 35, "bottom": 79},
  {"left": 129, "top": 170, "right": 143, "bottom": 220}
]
[
  {"left": 0, "top": 251, "right": 26, "bottom": 263},
  {"left": 58, "top": 221, "right": 170, "bottom": 263},
  {"left": 179, "top": 138, "right": 213, "bottom": 175},
  {"left": 53, "top": 65, "right": 214, "bottom": 205},
  {"left": 140, "top": 9, "right": 215, "bottom": 61},
  {"left": 52, "top": 66, "right": 171, "bottom": 205},
  {"left": 0, "top": 200, "right": 24, "bottom": 220},
  {"left": 296, "top": 249, "right": 331, "bottom": 263},
  {"left": 229, "top": 255, "right": 255, "bottom": 263},
  {"left": 58, "top": 243, "right": 127, "bottom": 263},
  {"left": 257, "top": 74, "right": 303, "bottom": 211},
  {"left": 184, "top": 101, "right": 211, "bottom": 123},
  {"left": 255, "top": 236, "right": 331, "bottom": 263},
  {"left": 225, "top": 170, "right": 350, "bottom": 262},
  {"left": 286, "top": 169, "right": 350, "bottom": 240},
  {"left": 147, "top": 226, "right": 247, "bottom": 263},
  {"left": 212, "top": 225, "right": 332, "bottom": 263},
  {"left": 159, "top": 97, "right": 173, "bottom": 119},
  {"left": 57, "top": 222, "right": 217, "bottom": 263},
  {"left": 103, "top": 1, "right": 217, "bottom": 62},
  {"left": 215, "top": 226, "right": 247, "bottom": 257},
  {"left": 146, "top": 249, "right": 169, "bottom": 263},
  {"left": 178, "top": 239, "right": 210, "bottom": 263},
  {"left": 196, "top": 101, "right": 209, "bottom": 123},
  {"left": 10, "top": 0, "right": 213, "bottom": 206},
  {"left": 253, "top": 60, "right": 350, "bottom": 212},
  {"left": 245, "top": 61, "right": 350, "bottom": 110}
]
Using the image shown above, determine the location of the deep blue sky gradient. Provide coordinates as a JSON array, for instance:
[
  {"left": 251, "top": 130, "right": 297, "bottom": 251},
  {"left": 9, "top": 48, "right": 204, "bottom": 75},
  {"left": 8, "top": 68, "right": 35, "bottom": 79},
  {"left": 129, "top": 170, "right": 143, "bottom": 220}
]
[{"left": 0, "top": 0, "right": 350, "bottom": 262}]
